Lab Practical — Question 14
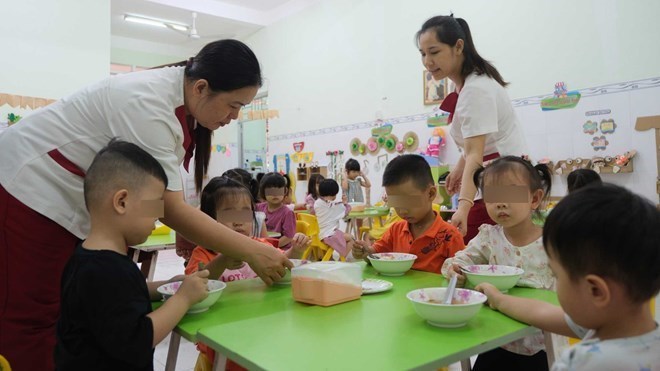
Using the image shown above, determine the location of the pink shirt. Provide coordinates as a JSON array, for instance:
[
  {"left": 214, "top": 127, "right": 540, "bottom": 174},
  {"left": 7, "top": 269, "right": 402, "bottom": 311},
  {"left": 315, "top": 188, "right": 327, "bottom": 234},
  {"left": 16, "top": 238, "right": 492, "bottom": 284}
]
[
  {"left": 256, "top": 202, "right": 296, "bottom": 248},
  {"left": 304, "top": 193, "right": 316, "bottom": 214}
]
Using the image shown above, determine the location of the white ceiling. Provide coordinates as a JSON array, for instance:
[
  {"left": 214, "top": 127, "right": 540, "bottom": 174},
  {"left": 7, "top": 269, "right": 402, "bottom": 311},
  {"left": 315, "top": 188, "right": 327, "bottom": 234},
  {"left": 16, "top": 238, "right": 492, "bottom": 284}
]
[{"left": 111, "top": 0, "right": 318, "bottom": 53}]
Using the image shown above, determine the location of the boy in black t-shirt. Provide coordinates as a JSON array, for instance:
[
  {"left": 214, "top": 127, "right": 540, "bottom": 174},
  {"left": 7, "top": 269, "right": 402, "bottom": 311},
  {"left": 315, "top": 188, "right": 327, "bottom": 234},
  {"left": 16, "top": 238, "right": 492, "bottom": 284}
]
[{"left": 55, "top": 140, "right": 209, "bottom": 370}]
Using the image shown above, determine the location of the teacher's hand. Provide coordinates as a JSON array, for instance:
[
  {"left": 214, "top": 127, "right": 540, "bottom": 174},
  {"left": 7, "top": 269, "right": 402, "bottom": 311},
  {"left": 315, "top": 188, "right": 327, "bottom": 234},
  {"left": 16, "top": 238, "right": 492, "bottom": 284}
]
[
  {"left": 451, "top": 207, "right": 469, "bottom": 236},
  {"left": 445, "top": 170, "right": 462, "bottom": 195},
  {"left": 245, "top": 241, "right": 294, "bottom": 285}
]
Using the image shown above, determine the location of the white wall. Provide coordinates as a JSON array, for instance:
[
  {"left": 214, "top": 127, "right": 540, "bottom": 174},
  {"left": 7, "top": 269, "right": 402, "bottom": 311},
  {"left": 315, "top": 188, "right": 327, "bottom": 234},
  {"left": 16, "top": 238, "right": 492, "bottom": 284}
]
[
  {"left": 0, "top": 0, "right": 110, "bottom": 99},
  {"left": 246, "top": 0, "right": 660, "bottom": 136}
]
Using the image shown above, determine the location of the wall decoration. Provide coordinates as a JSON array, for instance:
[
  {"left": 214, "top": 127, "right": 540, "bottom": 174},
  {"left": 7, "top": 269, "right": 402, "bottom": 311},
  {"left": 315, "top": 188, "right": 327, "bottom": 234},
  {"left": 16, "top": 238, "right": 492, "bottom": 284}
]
[
  {"left": 371, "top": 122, "right": 393, "bottom": 137},
  {"left": 583, "top": 120, "right": 598, "bottom": 135},
  {"left": 540, "top": 82, "right": 581, "bottom": 111},
  {"left": 585, "top": 109, "right": 611, "bottom": 116},
  {"left": 349, "top": 138, "right": 362, "bottom": 156},
  {"left": 293, "top": 141, "right": 305, "bottom": 153},
  {"left": 427, "top": 113, "right": 449, "bottom": 127},
  {"left": 634, "top": 115, "right": 660, "bottom": 201},
  {"left": 383, "top": 134, "right": 398, "bottom": 153},
  {"left": 423, "top": 72, "right": 448, "bottom": 105},
  {"left": 402, "top": 131, "right": 420, "bottom": 152},
  {"left": 599, "top": 119, "right": 617, "bottom": 134},
  {"left": 272, "top": 154, "right": 290, "bottom": 175},
  {"left": 325, "top": 150, "right": 345, "bottom": 181},
  {"left": 0, "top": 92, "right": 56, "bottom": 109},
  {"left": 7, "top": 113, "right": 22, "bottom": 126},
  {"left": 366, "top": 137, "right": 379, "bottom": 154},
  {"left": 291, "top": 151, "right": 313, "bottom": 163},
  {"left": 425, "top": 127, "right": 446, "bottom": 157},
  {"left": 375, "top": 154, "right": 388, "bottom": 172},
  {"left": 591, "top": 135, "right": 609, "bottom": 151}
]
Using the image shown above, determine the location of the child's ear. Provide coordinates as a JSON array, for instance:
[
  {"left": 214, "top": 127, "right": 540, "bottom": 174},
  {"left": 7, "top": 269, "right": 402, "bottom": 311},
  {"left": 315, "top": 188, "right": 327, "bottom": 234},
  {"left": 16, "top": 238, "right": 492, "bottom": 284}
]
[
  {"left": 112, "top": 189, "right": 129, "bottom": 215},
  {"left": 530, "top": 188, "right": 544, "bottom": 210},
  {"left": 584, "top": 274, "right": 611, "bottom": 308},
  {"left": 428, "top": 184, "right": 437, "bottom": 201}
]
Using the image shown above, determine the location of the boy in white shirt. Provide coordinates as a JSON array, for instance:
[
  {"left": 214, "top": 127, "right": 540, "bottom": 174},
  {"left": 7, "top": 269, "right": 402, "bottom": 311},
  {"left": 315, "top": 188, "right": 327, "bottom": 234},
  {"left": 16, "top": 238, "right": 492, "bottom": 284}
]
[{"left": 476, "top": 184, "right": 660, "bottom": 370}]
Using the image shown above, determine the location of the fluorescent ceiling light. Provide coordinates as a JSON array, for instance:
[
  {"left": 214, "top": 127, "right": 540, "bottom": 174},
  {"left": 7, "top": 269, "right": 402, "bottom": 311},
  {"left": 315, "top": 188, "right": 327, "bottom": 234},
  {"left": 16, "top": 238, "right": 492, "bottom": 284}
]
[{"left": 124, "top": 14, "right": 188, "bottom": 32}]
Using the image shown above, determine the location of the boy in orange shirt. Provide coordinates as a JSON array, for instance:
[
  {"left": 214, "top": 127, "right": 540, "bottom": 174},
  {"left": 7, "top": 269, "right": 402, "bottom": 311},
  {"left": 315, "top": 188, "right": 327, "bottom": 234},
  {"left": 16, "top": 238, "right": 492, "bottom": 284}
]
[{"left": 353, "top": 154, "right": 464, "bottom": 273}]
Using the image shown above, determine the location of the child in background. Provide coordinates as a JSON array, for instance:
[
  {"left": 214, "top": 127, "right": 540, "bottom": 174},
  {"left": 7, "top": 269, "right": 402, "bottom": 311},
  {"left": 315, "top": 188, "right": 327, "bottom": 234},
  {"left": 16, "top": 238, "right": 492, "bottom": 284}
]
[
  {"left": 476, "top": 184, "right": 660, "bottom": 370},
  {"left": 353, "top": 155, "right": 464, "bottom": 273},
  {"left": 342, "top": 158, "right": 371, "bottom": 228},
  {"left": 222, "top": 168, "right": 267, "bottom": 237},
  {"left": 55, "top": 140, "right": 209, "bottom": 369},
  {"left": 367, "top": 193, "right": 402, "bottom": 241},
  {"left": 314, "top": 179, "right": 356, "bottom": 259},
  {"left": 305, "top": 173, "right": 325, "bottom": 214},
  {"left": 256, "top": 172, "right": 297, "bottom": 249},
  {"left": 186, "top": 176, "right": 310, "bottom": 371},
  {"left": 442, "top": 156, "right": 554, "bottom": 371},
  {"left": 566, "top": 168, "right": 602, "bottom": 194}
]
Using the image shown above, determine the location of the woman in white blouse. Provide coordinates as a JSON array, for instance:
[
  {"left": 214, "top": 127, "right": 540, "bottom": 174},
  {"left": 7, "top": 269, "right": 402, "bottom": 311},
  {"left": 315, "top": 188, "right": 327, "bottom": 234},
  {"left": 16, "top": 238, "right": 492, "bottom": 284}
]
[
  {"left": 0, "top": 40, "right": 290, "bottom": 370},
  {"left": 417, "top": 15, "right": 528, "bottom": 244}
]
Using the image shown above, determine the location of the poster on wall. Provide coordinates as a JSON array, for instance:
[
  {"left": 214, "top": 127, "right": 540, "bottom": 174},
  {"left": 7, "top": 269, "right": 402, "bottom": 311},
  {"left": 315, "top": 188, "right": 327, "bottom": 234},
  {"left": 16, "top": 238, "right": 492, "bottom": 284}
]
[{"left": 423, "top": 71, "right": 448, "bottom": 105}]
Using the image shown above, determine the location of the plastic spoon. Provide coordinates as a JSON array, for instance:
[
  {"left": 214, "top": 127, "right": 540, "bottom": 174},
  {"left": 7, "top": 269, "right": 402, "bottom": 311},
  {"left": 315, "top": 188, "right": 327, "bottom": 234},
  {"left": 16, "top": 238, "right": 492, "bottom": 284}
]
[{"left": 444, "top": 275, "right": 458, "bottom": 304}]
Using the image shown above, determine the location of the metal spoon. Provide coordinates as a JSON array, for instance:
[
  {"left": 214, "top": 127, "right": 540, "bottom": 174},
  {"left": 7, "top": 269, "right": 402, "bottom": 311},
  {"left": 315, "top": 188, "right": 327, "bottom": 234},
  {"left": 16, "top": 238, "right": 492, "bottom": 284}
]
[
  {"left": 444, "top": 275, "right": 458, "bottom": 304},
  {"left": 368, "top": 253, "right": 380, "bottom": 260}
]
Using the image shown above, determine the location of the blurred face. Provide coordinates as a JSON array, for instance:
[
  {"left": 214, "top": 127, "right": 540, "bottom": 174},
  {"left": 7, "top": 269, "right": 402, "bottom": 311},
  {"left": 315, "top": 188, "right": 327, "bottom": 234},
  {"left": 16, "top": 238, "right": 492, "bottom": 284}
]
[
  {"left": 418, "top": 30, "right": 464, "bottom": 82},
  {"left": 347, "top": 170, "right": 360, "bottom": 180},
  {"left": 547, "top": 248, "right": 593, "bottom": 329},
  {"left": 188, "top": 83, "right": 259, "bottom": 131},
  {"left": 124, "top": 176, "right": 165, "bottom": 246},
  {"left": 384, "top": 180, "right": 435, "bottom": 225},
  {"left": 264, "top": 187, "right": 286, "bottom": 206},
  {"left": 482, "top": 170, "right": 543, "bottom": 229},
  {"left": 215, "top": 193, "right": 254, "bottom": 237}
]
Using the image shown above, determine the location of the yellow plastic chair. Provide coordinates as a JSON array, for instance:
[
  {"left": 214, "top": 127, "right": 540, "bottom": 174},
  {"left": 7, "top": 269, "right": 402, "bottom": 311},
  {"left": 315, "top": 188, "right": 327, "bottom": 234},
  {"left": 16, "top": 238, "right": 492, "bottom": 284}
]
[
  {"left": 0, "top": 354, "right": 10, "bottom": 371},
  {"left": 297, "top": 213, "right": 345, "bottom": 262},
  {"left": 295, "top": 220, "right": 317, "bottom": 260}
]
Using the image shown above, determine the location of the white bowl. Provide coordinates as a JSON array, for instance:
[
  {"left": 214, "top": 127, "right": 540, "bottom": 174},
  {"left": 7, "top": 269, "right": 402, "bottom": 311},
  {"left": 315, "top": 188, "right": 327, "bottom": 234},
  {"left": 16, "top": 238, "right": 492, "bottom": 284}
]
[
  {"left": 407, "top": 287, "right": 487, "bottom": 328},
  {"left": 368, "top": 253, "right": 417, "bottom": 276},
  {"left": 157, "top": 280, "right": 226, "bottom": 314},
  {"left": 463, "top": 265, "right": 524, "bottom": 293},
  {"left": 276, "top": 259, "right": 309, "bottom": 285}
]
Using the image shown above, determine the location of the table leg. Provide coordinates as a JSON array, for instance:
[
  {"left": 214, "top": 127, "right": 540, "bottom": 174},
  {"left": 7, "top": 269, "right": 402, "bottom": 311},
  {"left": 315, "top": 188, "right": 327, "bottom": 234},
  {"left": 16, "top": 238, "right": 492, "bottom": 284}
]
[
  {"left": 147, "top": 250, "right": 158, "bottom": 282},
  {"left": 544, "top": 331, "right": 556, "bottom": 369},
  {"left": 212, "top": 353, "right": 227, "bottom": 371},
  {"left": 460, "top": 358, "right": 472, "bottom": 371},
  {"left": 164, "top": 331, "right": 181, "bottom": 371},
  {"left": 130, "top": 248, "right": 139, "bottom": 264}
]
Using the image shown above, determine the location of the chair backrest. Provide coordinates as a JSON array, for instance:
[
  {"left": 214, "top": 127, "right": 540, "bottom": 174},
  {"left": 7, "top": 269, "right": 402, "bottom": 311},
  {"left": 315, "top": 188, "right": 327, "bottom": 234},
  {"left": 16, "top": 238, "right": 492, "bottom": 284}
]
[
  {"left": 297, "top": 213, "right": 320, "bottom": 236},
  {"left": 296, "top": 220, "right": 310, "bottom": 235},
  {"left": 432, "top": 203, "right": 440, "bottom": 213}
]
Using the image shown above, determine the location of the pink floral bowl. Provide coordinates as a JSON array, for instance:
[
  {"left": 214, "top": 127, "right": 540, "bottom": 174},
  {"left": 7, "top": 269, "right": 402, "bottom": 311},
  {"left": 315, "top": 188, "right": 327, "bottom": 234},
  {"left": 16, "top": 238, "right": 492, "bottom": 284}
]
[
  {"left": 407, "top": 287, "right": 487, "bottom": 328},
  {"left": 157, "top": 280, "right": 226, "bottom": 314},
  {"left": 462, "top": 265, "right": 524, "bottom": 293}
]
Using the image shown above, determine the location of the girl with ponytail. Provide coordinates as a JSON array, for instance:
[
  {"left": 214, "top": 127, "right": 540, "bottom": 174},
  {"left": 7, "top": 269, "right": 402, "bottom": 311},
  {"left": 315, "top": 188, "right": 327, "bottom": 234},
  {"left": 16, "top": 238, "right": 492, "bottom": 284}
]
[
  {"left": 417, "top": 15, "right": 529, "bottom": 245},
  {"left": 441, "top": 156, "right": 554, "bottom": 371}
]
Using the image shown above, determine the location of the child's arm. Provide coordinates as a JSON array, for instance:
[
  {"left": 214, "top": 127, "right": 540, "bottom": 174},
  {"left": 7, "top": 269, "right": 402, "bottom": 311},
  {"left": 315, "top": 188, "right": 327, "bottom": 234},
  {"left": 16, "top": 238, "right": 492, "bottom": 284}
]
[
  {"left": 277, "top": 209, "right": 297, "bottom": 248},
  {"left": 358, "top": 171, "right": 371, "bottom": 188},
  {"left": 147, "top": 275, "right": 185, "bottom": 301},
  {"left": 285, "top": 233, "right": 311, "bottom": 259},
  {"left": 440, "top": 230, "right": 489, "bottom": 286},
  {"left": 353, "top": 227, "right": 393, "bottom": 260},
  {"left": 259, "top": 222, "right": 268, "bottom": 238},
  {"left": 147, "top": 270, "right": 210, "bottom": 346},
  {"left": 341, "top": 172, "right": 349, "bottom": 194},
  {"left": 198, "top": 254, "right": 245, "bottom": 279},
  {"left": 476, "top": 282, "right": 576, "bottom": 338}
]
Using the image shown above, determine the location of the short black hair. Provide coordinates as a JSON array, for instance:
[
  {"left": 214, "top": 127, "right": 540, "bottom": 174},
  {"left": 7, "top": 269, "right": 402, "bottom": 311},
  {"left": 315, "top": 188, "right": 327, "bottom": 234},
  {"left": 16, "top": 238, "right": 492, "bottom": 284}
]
[
  {"left": 84, "top": 139, "right": 167, "bottom": 211},
  {"left": 222, "top": 168, "right": 258, "bottom": 202},
  {"left": 318, "top": 179, "right": 340, "bottom": 197},
  {"left": 307, "top": 174, "right": 325, "bottom": 199},
  {"left": 567, "top": 169, "right": 602, "bottom": 194},
  {"left": 201, "top": 176, "right": 255, "bottom": 220},
  {"left": 258, "top": 172, "right": 287, "bottom": 200},
  {"left": 473, "top": 156, "right": 552, "bottom": 218},
  {"left": 345, "top": 158, "right": 360, "bottom": 172},
  {"left": 382, "top": 154, "right": 434, "bottom": 190},
  {"left": 544, "top": 184, "right": 660, "bottom": 303}
]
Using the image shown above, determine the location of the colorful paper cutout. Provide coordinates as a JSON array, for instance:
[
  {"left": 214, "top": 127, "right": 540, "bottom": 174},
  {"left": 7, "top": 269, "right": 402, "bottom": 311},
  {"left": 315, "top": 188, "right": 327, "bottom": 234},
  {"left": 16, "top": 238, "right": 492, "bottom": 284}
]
[
  {"left": 293, "top": 142, "right": 304, "bottom": 153},
  {"left": 600, "top": 119, "right": 617, "bottom": 134},
  {"left": 541, "top": 82, "right": 581, "bottom": 111},
  {"left": 583, "top": 120, "right": 598, "bottom": 135},
  {"left": 591, "top": 136, "right": 609, "bottom": 151}
]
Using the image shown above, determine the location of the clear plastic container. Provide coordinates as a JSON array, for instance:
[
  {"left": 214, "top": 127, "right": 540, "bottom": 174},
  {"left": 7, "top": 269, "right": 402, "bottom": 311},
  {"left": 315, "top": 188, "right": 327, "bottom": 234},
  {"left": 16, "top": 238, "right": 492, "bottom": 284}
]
[{"left": 291, "top": 262, "right": 362, "bottom": 306}]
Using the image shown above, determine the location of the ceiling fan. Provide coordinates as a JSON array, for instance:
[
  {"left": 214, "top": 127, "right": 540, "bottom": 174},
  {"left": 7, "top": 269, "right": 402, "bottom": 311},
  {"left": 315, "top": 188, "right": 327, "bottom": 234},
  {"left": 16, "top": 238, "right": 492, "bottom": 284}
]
[{"left": 166, "top": 12, "right": 235, "bottom": 41}]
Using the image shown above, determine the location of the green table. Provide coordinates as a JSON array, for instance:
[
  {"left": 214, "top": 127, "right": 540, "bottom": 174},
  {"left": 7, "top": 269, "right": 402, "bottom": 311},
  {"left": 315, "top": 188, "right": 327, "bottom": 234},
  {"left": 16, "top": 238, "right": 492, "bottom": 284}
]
[
  {"left": 162, "top": 265, "right": 557, "bottom": 371},
  {"left": 346, "top": 207, "right": 390, "bottom": 238},
  {"left": 129, "top": 231, "right": 176, "bottom": 281}
]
